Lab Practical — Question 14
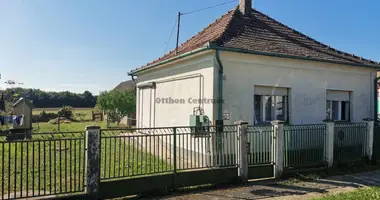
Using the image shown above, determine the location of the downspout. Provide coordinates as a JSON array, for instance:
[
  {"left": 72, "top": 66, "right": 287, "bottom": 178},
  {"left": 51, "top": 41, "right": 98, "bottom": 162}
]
[
  {"left": 375, "top": 76, "right": 380, "bottom": 121},
  {"left": 130, "top": 74, "right": 137, "bottom": 127},
  {"left": 215, "top": 50, "right": 223, "bottom": 121},
  {"left": 215, "top": 49, "right": 224, "bottom": 164}
]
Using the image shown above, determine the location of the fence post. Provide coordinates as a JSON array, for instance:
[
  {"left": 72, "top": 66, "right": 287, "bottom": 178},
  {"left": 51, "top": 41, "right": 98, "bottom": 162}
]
[
  {"left": 234, "top": 121, "right": 248, "bottom": 182},
  {"left": 172, "top": 127, "right": 177, "bottom": 189},
  {"left": 363, "top": 118, "right": 374, "bottom": 162},
  {"left": 272, "top": 120, "right": 284, "bottom": 178},
  {"left": 324, "top": 120, "right": 334, "bottom": 168},
  {"left": 85, "top": 125, "right": 101, "bottom": 198}
]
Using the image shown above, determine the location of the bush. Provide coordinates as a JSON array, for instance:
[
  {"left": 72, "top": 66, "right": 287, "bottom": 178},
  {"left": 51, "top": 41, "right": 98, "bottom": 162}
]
[
  {"left": 32, "top": 110, "right": 59, "bottom": 122},
  {"left": 107, "top": 110, "right": 123, "bottom": 124},
  {"left": 58, "top": 106, "right": 73, "bottom": 119}
]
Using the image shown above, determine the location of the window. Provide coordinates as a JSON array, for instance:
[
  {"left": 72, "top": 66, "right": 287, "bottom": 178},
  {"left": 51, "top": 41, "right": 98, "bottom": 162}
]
[
  {"left": 326, "top": 90, "right": 350, "bottom": 121},
  {"left": 254, "top": 86, "right": 288, "bottom": 124}
]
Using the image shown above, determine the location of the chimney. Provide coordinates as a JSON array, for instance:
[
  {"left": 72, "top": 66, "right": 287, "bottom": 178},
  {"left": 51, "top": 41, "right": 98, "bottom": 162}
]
[{"left": 239, "top": 0, "right": 252, "bottom": 15}]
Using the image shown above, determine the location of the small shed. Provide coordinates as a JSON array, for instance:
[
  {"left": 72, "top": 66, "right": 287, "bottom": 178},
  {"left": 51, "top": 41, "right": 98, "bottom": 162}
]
[{"left": 12, "top": 98, "right": 34, "bottom": 130}]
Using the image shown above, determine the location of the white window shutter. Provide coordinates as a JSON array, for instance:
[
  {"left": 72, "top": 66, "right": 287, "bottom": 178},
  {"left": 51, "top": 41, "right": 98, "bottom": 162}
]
[
  {"left": 254, "top": 86, "right": 288, "bottom": 96},
  {"left": 326, "top": 90, "right": 350, "bottom": 101}
]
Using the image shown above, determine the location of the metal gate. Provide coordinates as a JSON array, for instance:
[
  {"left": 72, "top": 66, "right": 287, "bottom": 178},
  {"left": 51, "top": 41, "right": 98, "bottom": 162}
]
[{"left": 246, "top": 125, "right": 275, "bottom": 179}]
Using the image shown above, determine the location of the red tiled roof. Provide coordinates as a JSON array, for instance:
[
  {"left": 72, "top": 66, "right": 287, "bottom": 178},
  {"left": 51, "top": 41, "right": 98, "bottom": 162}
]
[
  {"left": 131, "top": 9, "right": 236, "bottom": 73},
  {"left": 131, "top": 7, "right": 379, "bottom": 73}
]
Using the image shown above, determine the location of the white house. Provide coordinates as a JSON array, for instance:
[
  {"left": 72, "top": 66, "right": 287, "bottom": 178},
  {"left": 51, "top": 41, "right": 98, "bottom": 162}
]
[{"left": 129, "top": 0, "right": 380, "bottom": 128}]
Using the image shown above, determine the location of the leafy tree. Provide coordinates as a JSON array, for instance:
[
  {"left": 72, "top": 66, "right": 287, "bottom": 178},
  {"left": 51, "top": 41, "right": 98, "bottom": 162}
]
[{"left": 97, "top": 89, "right": 136, "bottom": 125}]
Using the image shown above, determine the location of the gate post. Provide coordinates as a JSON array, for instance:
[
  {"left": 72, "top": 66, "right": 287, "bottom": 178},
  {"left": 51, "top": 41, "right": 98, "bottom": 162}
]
[
  {"left": 235, "top": 121, "right": 248, "bottom": 182},
  {"left": 324, "top": 120, "right": 334, "bottom": 168},
  {"left": 364, "top": 118, "right": 374, "bottom": 162},
  {"left": 272, "top": 120, "right": 284, "bottom": 178},
  {"left": 85, "top": 125, "right": 101, "bottom": 198}
]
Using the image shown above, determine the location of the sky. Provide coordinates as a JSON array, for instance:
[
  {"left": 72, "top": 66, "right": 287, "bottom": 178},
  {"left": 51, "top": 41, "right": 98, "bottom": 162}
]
[{"left": 0, "top": 0, "right": 379, "bottom": 94}]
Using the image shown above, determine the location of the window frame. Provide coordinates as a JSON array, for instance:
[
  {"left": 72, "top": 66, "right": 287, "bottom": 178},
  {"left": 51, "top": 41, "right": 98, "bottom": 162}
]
[
  {"left": 254, "top": 94, "right": 288, "bottom": 124},
  {"left": 325, "top": 90, "right": 351, "bottom": 122}
]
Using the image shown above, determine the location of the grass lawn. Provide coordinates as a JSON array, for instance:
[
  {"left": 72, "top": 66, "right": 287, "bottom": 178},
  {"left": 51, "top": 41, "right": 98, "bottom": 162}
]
[
  {"left": 315, "top": 187, "right": 380, "bottom": 200},
  {"left": 33, "top": 107, "right": 94, "bottom": 121},
  {"left": 32, "top": 121, "right": 107, "bottom": 132},
  {"left": 1, "top": 120, "right": 129, "bottom": 132}
]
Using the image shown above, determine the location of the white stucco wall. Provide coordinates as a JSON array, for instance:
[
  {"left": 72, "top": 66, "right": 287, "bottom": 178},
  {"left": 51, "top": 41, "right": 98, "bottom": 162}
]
[
  {"left": 220, "top": 52, "right": 377, "bottom": 125},
  {"left": 135, "top": 51, "right": 217, "bottom": 162},
  {"left": 136, "top": 51, "right": 216, "bottom": 128}
]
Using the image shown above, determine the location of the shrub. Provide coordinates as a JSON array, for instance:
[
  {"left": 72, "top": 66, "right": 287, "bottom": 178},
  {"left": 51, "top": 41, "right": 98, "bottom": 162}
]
[
  {"left": 32, "top": 110, "right": 59, "bottom": 122},
  {"left": 58, "top": 106, "right": 73, "bottom": 119}
]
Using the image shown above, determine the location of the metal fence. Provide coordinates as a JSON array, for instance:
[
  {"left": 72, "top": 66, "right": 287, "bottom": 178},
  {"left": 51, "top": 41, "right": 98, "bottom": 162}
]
[
  {"left": 283, "top": 124, "right": 326, "bottom": 168},
  {"left": 0, "top": 131, "right": 86, "bottom": 200},
  {"left": 334, "top": 122, "right": 368, "bottom": 163},
  {"left": 99, "top": 125, "right": 238, "bottom": 180},
  {"left": 247, "top": 125, "right": 274, "bottom": 165}
]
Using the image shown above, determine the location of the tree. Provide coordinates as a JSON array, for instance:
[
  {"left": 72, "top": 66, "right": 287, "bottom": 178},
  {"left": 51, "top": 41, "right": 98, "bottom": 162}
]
[
  {"left": 97, "top": 89, "right": 136, "bottom": 125},
  {"left": 2, "top": 88, "right": 97, "bottom": 108}
]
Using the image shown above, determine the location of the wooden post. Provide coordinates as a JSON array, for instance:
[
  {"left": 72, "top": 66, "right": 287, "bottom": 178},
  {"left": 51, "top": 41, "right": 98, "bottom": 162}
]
[{"left": 57, "top": 117, "right": 60, "bottom": 131}]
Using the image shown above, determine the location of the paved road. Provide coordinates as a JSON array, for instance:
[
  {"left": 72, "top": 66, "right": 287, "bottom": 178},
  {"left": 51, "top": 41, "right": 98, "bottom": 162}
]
[{"left": 142, "top": 170, "right": 380, "bottom": 200}]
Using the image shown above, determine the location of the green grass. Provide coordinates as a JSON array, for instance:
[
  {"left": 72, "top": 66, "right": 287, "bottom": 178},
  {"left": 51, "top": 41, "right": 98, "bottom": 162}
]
[
  {"left": 0, "top": 136, "right": 86, "bottom": 197},
  {"left": 314, "top": 187, "right": 380, "bottom": 200},
  {"left": 1, "top": 121, "right": 127, "bottom": 132},
  {"left": 32, "top": 121, "right": 107, "bottom": 132},
  {"left": 100, "top": 135, "right": 171, "bottom": 179},
  {"left": 33, "top": 107, "right": 94, "bottom": 121}
]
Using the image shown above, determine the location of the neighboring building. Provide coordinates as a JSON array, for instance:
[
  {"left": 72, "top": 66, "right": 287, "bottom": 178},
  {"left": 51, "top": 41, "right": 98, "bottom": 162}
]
[
  {"left": 129, "top": 0, "right": 380, "bottom": 128},
  {"left": 12, "top": 98, "right": 34, "bottom": 130},
  {"left": 114, "top": 80, "right": 136, "bottom": 92}
]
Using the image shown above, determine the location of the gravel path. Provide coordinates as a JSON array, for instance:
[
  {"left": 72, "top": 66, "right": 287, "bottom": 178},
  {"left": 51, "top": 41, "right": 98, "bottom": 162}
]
[{"left": 142, "top": 170, "right": 380, "bottom": 200}]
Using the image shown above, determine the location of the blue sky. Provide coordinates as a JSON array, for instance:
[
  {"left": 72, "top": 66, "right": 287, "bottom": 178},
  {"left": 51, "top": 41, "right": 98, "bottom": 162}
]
[{"left": 0, "top": 0, "right": 379, "bottom": 94}]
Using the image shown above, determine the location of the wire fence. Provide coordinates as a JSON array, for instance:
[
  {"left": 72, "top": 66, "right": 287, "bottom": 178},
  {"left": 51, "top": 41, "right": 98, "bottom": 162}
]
[{"left": 0, "top": 132, "right": 86, "bottom": 200}]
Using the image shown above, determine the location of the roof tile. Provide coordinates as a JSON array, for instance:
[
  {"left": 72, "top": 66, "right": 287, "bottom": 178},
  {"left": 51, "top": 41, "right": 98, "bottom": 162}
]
[{"left": 132, "top": 7, "right": 379, "bottom": 73}]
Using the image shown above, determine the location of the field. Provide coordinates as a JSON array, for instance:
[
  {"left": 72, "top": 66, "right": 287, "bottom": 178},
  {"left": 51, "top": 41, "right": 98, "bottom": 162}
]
[
  {"left": 0, "top": 107, "right": 129, "bottom": 132},
  {"left": 33, "top": 107, "right": 94, "bottom": 122}
]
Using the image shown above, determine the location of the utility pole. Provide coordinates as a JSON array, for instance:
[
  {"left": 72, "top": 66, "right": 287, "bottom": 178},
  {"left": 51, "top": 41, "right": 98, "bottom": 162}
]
[{"left": 175, "top": 12, "right": 181, "bottom": 55}]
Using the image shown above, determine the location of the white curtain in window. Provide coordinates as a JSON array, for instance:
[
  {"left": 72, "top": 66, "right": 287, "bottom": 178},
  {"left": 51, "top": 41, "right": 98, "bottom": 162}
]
[
  {"left": 254, "top": 86, "right": 288, "bottom": 96},
  {"left": 326, "top": 90, "right": 350, "bottom": 101}
]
